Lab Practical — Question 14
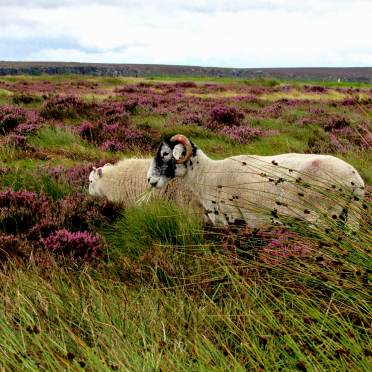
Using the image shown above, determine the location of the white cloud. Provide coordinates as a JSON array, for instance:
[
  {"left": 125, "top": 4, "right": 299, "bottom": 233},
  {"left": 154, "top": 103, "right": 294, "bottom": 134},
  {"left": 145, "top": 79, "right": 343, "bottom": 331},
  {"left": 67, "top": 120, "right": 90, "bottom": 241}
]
[{"left": 0, "top": 0, "right": 371, "bottom": 67}]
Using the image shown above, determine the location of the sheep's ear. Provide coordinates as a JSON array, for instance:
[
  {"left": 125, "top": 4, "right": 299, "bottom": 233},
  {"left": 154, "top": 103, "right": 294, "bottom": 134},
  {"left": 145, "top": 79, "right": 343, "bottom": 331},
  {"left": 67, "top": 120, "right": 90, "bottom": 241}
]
[
  {"left": 172, "top": 144, "right": 184, "bottom": 160},
  {"left": 92, "top": 166, "right": 97, "bottom": 171}
]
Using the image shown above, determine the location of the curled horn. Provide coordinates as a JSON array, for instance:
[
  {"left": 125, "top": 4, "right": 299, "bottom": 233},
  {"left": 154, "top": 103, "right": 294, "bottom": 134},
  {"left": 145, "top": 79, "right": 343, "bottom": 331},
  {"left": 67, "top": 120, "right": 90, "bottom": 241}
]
[{"left": 170, "top": 134, "right": 193, "bottom": 164}]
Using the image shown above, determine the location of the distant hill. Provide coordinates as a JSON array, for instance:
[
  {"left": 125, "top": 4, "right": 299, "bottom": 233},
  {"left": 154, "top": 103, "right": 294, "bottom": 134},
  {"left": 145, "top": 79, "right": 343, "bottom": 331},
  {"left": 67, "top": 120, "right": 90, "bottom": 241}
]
[{"left": 0, "top": 61, "right": 371, "bottom": 83}]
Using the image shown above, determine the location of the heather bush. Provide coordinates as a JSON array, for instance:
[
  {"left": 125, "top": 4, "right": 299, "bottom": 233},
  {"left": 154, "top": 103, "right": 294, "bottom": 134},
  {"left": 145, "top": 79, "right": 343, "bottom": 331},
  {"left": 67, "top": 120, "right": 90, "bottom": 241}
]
[
  {"left": 42, "top": 163, "right": 93, "bottom": 193},
  {"left": 328, "top": 133, "right": 351, "bottom": 153},
  {"left": 0, "top": 233, "right": 28, "bottom": 261},
  {"left": 78, "top": 119, "right": 154, "bottom": 152},
  {"left": 174, "top": 81, "right": 198, "bottom": 88},
  {"left": 0, "top": 187, "right": 120, "bottom": 263},
  {"left": 26, "top": 221, "right": 59, "bottom": 242},
  {"left": 0, "top": 189, "right": 52, "bottom": 234},
  {"left": 306, "top": 131, "right": 332, "bottom": 153},
  {"left": 58, "top": 194, "right": 121, "bottom": 232},
  {"left": 219, "top": 125, "right": 263, "bottom": 144},
  {"left": 259, "top": 102, "right": 284, "bottom": 119},
  {"left": 118, "top": 85, "right": 137, "bottom": 94},
  {"left": 209, "top": 105, "right": 244, "bottom": 126},
  {"left": 324, "top": 116, "right": 350, "bottom": 132},
  {"left": 182, "top": 111, "right": 204, "bottom": 125},
  {"left": 40, "top": 95, "right": 92, "bottom": 120},
  {"left": 77, "top": 120, "right": 101, "bottom": 141},
  {"left": 0, "top": 105, "right": 27, "bottom": 134},
  {"left": 304, "top": 85, "right": 327, "bottom": 93},
  {"left": 97, "top": 101, "right": 130, "bottom": 125},
  {"left": 15, "top": 122, "right": 39, "bottom": 135},
  {"left": 100, "top": 140, "right": 125, "bottom": 152},
  {"left": 43, "top": 229, "right": 103, "bottom": 261}
]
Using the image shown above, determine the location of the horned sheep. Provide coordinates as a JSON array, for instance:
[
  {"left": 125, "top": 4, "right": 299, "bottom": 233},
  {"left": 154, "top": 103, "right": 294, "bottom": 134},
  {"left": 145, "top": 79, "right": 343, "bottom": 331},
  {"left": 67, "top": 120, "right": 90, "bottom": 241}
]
[{"left": 147, "top": 134, "right": 365, "bottom": 229}]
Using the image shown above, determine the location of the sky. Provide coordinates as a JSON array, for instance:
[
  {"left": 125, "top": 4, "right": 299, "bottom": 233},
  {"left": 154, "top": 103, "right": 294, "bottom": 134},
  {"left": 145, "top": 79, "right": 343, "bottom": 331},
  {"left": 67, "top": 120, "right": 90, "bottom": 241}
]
[{"left": 0, "top": 0, "right": 371, "bottom": 68}]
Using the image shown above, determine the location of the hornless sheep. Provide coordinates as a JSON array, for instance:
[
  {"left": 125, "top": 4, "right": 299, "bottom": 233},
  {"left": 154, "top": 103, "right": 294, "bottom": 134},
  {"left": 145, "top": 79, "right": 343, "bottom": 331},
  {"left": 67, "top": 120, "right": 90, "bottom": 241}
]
[
  {"left": 147, "top": 134, "right": 365, "bottom": 229},
  {"left": 89, "top": 158, "right": 203, "bottom": 215}
]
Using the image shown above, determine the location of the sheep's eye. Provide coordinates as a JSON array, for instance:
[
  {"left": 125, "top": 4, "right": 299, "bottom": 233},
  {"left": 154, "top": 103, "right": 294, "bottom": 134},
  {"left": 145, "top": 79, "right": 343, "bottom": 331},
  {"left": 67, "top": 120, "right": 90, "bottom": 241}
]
[{"left": 162, "top": 152, "right": 169, "bottom": 156}]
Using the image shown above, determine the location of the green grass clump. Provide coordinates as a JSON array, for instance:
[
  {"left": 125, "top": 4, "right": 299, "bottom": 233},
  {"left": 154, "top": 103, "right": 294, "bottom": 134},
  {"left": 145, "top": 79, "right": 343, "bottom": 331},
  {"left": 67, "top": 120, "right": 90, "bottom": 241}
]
[
  {"left": 243, "top": 77, "right": 280, "bottom": 87},
  {"left": 29, "top": 125, "right": 79, "bottom": 149},
  {"left": 0, "top": 88, "right": 13, "bottom": 104},
  {"left": 104, "top": 199, "right": 204, "bottom": 258}
]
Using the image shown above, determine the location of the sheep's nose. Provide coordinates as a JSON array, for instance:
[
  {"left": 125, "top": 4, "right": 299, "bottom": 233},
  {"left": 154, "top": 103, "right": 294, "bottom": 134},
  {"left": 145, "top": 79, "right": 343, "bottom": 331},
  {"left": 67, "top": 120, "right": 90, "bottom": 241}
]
[{"left": 149, "top": 180, "right": 158, "bottom": 187}]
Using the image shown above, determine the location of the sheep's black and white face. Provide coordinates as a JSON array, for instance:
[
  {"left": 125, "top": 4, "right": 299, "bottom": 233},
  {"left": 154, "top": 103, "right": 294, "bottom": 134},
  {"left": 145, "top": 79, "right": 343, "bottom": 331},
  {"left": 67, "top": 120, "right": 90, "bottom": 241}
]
[{"left": 147, "top": 139, "right": 194, "bottom": 188}]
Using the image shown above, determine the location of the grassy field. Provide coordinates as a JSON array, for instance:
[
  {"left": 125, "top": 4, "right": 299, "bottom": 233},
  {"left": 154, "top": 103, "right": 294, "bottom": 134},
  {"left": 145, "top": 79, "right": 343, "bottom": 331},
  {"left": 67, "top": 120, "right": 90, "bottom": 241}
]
[{"left": 0, "top": 75, "right": 371, "bottom": 370}]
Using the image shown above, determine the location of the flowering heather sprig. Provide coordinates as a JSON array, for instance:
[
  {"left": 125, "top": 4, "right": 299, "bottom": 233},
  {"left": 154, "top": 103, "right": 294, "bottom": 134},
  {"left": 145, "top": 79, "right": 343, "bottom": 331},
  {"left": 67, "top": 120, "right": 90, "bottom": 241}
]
[
  {"left": 15, "top": 122, "right": 38, "bottom": 135},
  {"left": 104, "top": 123, "right": 120, "bottom": 132},
  {"left": 77, "top": 121, "right": 101, "bottom": 141},
  {"left": 0, "top": 105, "right": 27, "bottom": 134},
  {"left": 43, "top": 229, "right": 103, "bottom": 260},
  {"left": 210, "top": 105, "right": 245, "bottom": 126},
  {"left": 219, "top": 125, "right": 263, "bottom": 144},
  {"left": 261, "top": 230, "right": 311, "bottom": 266}
]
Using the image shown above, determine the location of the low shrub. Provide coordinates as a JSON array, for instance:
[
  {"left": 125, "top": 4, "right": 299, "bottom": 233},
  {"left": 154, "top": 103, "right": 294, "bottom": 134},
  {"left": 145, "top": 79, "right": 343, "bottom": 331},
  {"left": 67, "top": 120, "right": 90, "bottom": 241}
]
[
  {"left": 219, "top": 125, "right": 263, "bottom": 144},
  {"left": 0, "top": 189, "right": 52, "bottom": 234},
  {"left": 209, "top": 105, "right": 244, "bottom": 126},
  {"left": 40, "top": 95, "right": 92, "bottom": 120},
  {"left": 43, "top": 229, "right": 103, "bottom": 261},
  {"left": 0, "top": 105, "right": 27, "bottom": 134}
]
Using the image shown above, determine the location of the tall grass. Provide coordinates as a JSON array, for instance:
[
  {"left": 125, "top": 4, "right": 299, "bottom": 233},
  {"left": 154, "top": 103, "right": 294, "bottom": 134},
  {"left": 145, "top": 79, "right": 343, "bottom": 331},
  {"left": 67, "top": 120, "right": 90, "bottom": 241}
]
[
  {"left": 28, "top": 125, "right": 79, "bottom": 149},
  {"left": 0, "top": 203, "right": 370, "bottom": 370},
  {"left": 103, "top": 199, "right": 205, "bottom": 258},
  {"left": 0, "top": 196, "right": 370, "bottom": 370}
]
